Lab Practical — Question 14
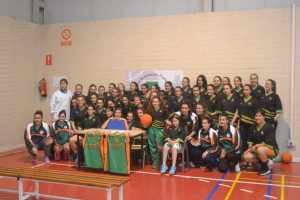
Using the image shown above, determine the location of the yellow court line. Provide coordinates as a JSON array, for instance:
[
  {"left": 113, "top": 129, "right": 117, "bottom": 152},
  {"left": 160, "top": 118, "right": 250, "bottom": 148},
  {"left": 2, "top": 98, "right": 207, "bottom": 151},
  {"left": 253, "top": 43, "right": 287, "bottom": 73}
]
[
  {"left": 281, "top": 176, "right": 285, "bottom": 200},
  {"left": 242, "top": 171, "right": 300, "bottom": 178},
  {"left": 224, "top": 172, "right": 241, "bottom": 200},
  {"left": 239, "top": 177, "right": 300, "bottom": 185}
]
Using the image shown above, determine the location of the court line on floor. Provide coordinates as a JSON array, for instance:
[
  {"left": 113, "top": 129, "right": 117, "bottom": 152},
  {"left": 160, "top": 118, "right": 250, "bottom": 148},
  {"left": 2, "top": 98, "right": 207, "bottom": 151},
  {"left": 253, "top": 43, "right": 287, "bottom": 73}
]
[
  {"left": 281, "top": 176, "right": 285, "bottom": 200},
  {"left": 240, "top": 189, "right": 253, "bottom": 193},
  {"left": 224, "top": 171, "right": 241, "bottom": 200},
  {"left": 239, "top": 177, "right": 300, "bottom": 185},
  {"left": 264, "top": 194, "right": 277, "bottom": 199},
  {"left": 266, "top": 174, "right": 273, "bottom": 200},
  {"left": 206, "top": 173, "right": 227, "bottom": 200},
  {"left": 41, "top": 163, "right": 300, "bottom": 189},
  {"left": 242, "top": 171, "right": 300, "bottom": 178},
  {"left": 31, "top": 163, "right": 46, "bottom": 168}
]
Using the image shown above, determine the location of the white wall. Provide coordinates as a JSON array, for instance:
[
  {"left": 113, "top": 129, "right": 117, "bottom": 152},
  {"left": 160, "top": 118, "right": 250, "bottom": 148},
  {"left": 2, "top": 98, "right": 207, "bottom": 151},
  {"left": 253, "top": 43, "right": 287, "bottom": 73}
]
[{"left": 0, "top": 16, "right": 40, "bottom": 152}]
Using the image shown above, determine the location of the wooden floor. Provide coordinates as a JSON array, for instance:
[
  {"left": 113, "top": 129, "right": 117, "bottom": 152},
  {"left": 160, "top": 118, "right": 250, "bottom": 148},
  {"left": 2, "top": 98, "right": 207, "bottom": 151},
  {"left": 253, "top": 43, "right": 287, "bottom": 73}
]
[{"left": 0, "top": 149, "right": 299, "bottom": 200}]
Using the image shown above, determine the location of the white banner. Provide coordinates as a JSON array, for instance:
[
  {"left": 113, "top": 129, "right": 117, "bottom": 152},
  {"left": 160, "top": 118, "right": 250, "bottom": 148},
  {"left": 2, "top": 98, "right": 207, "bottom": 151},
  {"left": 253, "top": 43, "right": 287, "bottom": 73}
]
[{"left": 126, "top": 70, "right": 183, "bottom": 90}]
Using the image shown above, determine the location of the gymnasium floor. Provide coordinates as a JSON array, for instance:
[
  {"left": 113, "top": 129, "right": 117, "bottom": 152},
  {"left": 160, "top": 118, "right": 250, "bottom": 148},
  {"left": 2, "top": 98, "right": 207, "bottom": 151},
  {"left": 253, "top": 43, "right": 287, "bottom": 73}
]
[{"left": 0, "top": 150, "right": 299, "bottom": 200}]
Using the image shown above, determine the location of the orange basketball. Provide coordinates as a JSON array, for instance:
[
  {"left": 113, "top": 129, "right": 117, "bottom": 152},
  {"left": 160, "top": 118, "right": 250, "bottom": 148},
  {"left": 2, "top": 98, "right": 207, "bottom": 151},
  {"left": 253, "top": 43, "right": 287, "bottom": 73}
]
[
  {"left": 140, "top": 114, "right": 152, "bottom": 128},
  {"left": 281, "top": 152, "right": 292, "bottom": 164}
]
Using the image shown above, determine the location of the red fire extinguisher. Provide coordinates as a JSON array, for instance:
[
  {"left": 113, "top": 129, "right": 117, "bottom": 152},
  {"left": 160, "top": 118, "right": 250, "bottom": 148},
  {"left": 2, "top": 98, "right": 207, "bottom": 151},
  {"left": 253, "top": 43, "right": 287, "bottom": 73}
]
[{"left": 39, "top": 78, "right": 47, "bottom": 97}]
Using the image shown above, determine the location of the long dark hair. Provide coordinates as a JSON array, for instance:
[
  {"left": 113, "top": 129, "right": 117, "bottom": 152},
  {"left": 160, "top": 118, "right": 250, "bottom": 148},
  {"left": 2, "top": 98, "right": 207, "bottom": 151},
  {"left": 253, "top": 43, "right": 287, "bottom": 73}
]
[
  {"left": 196, "top": 74, "right": 208, "bottom": 89},
  {"left": 146, "top": 97, "right": 169, "bottom": 116},
  {"left": 267, "top": 79, "right": 277, "bottom": 93}
]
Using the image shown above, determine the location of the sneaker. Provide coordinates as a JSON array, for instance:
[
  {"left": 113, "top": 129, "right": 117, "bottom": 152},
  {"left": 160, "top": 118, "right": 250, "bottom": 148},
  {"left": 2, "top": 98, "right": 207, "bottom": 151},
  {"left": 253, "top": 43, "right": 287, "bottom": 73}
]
[
  {"left": 32, "top": 155, "right": 37, "bottom": 163},
  {"left": 74, "top": 154, "right": 80, "bottom": 163},
  {"left": 247, "top": 162, "right": 254, "bottom": 170},
  {"left": 44, "top": 157, "right": 50, "bottom": 164},
  {"left": 179, "top": 161, "right": 186, "bottom": 167},
  {"left": 169, "top": 166, "right": 176, "bottom": 175},
  {"left": 267, "top": 159, "right": 274, "bottom": 169},
  {"left": 200, "top": 165, "right": 206, "bottom": 169},
  {"left": 189, "top": 162, "right": 196, "bottom": 168},
  {"left": 160, "top": 165, "right": 168, "bottom": 174},
  {"left": 55, "top": 152, "right": 60, "bottom": 161},
  {"left": 258, "top": 167, "right": 270, "bottom": 176},
  {"left": 151, "top": 165, "right": 158, "bottom": 169},
  {"left": 235, "top": 163, "right": 241, "bottom": 172}
]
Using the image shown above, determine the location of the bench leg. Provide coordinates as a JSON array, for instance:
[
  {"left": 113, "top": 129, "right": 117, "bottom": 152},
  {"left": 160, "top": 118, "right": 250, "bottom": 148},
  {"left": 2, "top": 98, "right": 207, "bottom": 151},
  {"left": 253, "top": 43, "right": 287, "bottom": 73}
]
[
  {"left": 119, "top": 185, "right": 124, "bottom": 200},
  {"left": 106, "top": 188, "right": 112, "bottom": 200},
  {"left": 34, "top": 180, "right": 39, "bottom": 199},
  {"left": 18, "top": 178, "right": 23, "bottom": 200}
]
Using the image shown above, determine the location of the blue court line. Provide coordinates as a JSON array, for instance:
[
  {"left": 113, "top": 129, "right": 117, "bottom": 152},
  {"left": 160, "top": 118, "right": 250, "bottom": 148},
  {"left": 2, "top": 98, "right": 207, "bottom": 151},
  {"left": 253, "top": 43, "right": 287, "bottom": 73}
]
[
  {"left": 266, "top": 173, "right": 273, "bottom": 200},
  {"left": 206, "top": 172, "right": 227, "bottom": 200}
]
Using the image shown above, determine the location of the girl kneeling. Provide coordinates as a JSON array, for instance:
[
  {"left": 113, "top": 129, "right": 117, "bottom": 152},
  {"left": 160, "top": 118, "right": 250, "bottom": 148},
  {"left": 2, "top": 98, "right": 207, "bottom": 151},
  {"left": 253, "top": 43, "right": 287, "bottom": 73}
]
[{"left": 243, "top": 110, "right": 279, "bottom": 176}]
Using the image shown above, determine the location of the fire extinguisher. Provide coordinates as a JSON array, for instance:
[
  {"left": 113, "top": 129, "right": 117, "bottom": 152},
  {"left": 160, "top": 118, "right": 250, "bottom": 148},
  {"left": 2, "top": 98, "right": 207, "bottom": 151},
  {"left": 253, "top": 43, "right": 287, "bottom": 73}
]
[{"left": 39, "top": 78, "right": 47, "bottom": 97}]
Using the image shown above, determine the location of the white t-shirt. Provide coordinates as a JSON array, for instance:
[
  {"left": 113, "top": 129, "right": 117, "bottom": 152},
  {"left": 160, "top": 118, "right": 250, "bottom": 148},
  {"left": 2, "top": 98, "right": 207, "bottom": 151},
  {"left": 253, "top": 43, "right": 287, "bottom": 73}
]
[
  {"left": 50, "top": 90, "right": 73, "bottom": 121},
  {"left": 175, "top": 111, "right": 197, "bottom": 124}
]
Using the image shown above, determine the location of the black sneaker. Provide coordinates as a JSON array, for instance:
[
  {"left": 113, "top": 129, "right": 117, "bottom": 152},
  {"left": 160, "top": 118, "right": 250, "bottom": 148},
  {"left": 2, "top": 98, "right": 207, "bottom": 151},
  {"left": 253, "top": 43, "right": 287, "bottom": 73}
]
[{"left": 258, "top": 167, "right": 270, "bottom": 176}]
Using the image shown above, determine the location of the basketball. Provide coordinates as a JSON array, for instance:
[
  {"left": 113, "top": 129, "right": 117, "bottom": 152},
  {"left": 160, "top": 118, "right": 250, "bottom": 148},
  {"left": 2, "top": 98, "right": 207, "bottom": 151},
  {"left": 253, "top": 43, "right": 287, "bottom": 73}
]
[
  {"left": 281, "top": 152, "right": 292, "bottom": 164},
  {"left": 140, "top": 114, "right": 152, "bottom": 128}
]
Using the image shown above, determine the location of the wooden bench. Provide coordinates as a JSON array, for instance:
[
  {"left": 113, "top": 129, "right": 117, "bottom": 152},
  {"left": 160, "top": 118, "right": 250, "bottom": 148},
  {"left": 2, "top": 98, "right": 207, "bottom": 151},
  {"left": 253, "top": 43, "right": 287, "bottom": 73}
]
[{"left": 0, "top": 164, "right": 129, "bottom": 200}]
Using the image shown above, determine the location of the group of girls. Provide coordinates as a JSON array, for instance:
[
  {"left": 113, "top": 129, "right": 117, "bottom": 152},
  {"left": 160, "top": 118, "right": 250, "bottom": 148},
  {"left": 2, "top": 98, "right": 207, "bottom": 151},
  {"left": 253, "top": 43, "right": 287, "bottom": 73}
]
[{"left": 24, "top": 73, "right": 281, "bottom": 176}]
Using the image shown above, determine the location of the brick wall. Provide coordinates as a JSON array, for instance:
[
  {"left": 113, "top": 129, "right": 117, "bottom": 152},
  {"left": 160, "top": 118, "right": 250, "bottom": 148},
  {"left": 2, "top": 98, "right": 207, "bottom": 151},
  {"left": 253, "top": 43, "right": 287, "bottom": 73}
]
[
  {"left": 40, "top": 7, "right": 300, "bottom": 160},
  {"left": 0, "top": 16, "right": 40, "bottom": 152}
]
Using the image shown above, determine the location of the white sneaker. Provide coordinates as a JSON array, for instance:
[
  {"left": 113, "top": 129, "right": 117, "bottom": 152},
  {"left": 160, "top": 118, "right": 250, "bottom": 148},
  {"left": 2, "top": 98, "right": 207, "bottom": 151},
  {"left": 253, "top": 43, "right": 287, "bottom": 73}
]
[
  {"left": 267, "top": 159, "right": 274, "bottom": 169},
  {"left": 189, "top": 162, "right": 195, "bottom": 168},
  {"left": 235, "top": 163, "right": 240, "bottom": 172},
  {"left": 179, "top": 161, "right": 186, "bottom": 167}
]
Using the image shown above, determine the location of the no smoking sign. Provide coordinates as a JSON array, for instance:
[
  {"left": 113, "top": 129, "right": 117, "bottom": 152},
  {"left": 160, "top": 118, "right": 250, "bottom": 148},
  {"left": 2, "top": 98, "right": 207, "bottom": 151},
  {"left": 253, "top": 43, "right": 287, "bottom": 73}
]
[{"left": 61, "top": 28, "right": 72, "bottom": 46}]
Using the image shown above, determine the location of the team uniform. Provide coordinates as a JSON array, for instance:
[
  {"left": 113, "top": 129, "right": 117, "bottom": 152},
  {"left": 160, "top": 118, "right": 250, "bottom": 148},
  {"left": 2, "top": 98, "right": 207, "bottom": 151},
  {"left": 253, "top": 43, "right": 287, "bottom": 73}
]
[
  {"left": 259, "top": 92, "right": 283, "bottom": 131},
  {"left": 206, "top": 95, "right": 220, "bottom": 127},
  {"left": 128, "top": 120, "right": 142, "bottom": 130},
  {"left": 128, "top": 91, "right": 141, "bottom": 103},
  {"left": 164, "top": 126, "right": 185, "bottom": 150},
  {"left": 82, "top": 132, "right": 104, "bottom": 169},
  {"left": 70, "top": 106, "right": 88, "bottom": 130},
  {"left": 238, "top": 96, "right": 260, "bottom": 151},
  {"left": 233, "top": 87, "right": 243, "bottom": 100},
  {"left": 175, "top": 111, "right": 197, "bottom": 134},
  {"left": 24, "top": 122, "right": 51, "bottom": 158},
  {"left": 218, "top": 94, "right": 239, "bottom": 124},
  {"left": 95, "top": 107, "right": 107, "bottom": 125},
  {"left": 182, "top": 86, "right": 193, "bottom": 99},
  {"left": 190, "top": 94, "right": 207, "bottom": 113},
  {"left": 147, "top": 108, "right": 168, "bottom": 167},
  {"left": 215, "top": 85, "right": 223, "bottom": 97},
  {"left": 82, "top": 114, "right": 102, "bottom": 129},
  {"left": 247, "top": 122, "right": 279, "bottom": 159},
  {"left": 169, "top": 96, "right": 186, "bottom": 113},
  {"left": 105, "top": 132, "right": 130, "bottom": 174},
  {"left": 217, "top": 125, "right": 241, "bottom": 172},
  {"left": 51, "top": 120, "right": 71, "bottom": 147},
  {"left": 189, "top": 127, "right": 220, "bottom": 168},
  {"left": 252, "top": 84, "right": 265, "bottom": 100}
]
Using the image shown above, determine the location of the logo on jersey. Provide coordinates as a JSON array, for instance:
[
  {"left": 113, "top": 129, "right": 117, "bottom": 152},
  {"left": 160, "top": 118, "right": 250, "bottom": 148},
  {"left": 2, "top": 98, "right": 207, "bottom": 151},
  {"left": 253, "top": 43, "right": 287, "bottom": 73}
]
[
  {"left": 40, "top": 131, "right": 44, "bottom": 134},
  {"left": 227, "top": 133, "right": 230, "bottom": 138},
  {"left": 114, "top": 138, "right": 120, "bottom": 143},
  {"left": 64, "top": 125, "right": 68, "bottom": 129}
]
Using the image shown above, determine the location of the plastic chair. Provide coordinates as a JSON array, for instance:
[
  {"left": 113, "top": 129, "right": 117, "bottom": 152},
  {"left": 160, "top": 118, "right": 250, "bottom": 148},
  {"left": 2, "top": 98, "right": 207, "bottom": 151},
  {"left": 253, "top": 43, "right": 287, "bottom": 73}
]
[{"left": 131, "top": 135, "right": 148, "bottom": 169}]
